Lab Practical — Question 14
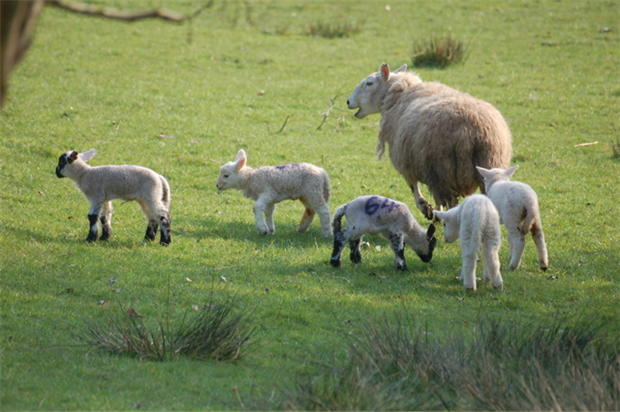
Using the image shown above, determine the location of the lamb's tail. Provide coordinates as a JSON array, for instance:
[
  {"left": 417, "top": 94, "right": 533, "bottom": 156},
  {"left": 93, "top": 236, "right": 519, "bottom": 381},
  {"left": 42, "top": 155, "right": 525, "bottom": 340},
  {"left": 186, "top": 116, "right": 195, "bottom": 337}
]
[
  {"left": 521, "top": 205, "right": 536, "bottom": 235},
  {"left": 160, "top": 175, "right": 171, "bottom": 209},
  {"left": 332, "top": 203, "right": 347, "bottom": 234}
]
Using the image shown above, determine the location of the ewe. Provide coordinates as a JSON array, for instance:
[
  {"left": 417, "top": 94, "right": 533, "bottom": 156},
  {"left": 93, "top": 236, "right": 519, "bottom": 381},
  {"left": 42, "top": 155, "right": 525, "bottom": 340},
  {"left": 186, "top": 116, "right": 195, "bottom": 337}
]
[
  {"left": 217, "top": 149, "right": 332, "bottom": 237},
  {"left": 347, "top": 63, "right": 512, "bottom": 220},
  {"left": 330, "top": 195, "right": 436, "bottom": 271},
  {"left": 476, "top": 165, "right": 548, "bottom": 271},
  {"left": 433, "top": 194, "right": 503, "bottom": 291},
  {"left": 55, "top": 149, "right": 172, "bottom": 245}
]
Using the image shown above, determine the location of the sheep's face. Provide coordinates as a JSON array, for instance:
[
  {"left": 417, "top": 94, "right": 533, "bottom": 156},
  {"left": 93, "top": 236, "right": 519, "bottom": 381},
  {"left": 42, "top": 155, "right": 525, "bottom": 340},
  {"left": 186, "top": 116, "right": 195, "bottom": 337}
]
[
  {"left": 414, "top": 224, "right": 437, "bottom": 263},
  {"left": 347, "top": 72, "right": 385, "bottom": 118},
  {"left": 347, "top": 64, "right": 408, "bottom": 118},
  {"left": 217, "top": 163, "right": 240, "bottom": 191},
  {"left": 55, "top": 150, "right": 78, "bottom": 178}
]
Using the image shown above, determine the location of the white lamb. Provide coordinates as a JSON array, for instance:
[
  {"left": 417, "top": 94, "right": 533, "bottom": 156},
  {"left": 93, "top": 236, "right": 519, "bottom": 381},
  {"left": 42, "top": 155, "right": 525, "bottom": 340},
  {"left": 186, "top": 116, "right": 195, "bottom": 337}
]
[
  {"left": 476, "top": 165, "right": 548, "bottom": 271},
  {"left": 330, "top": 195, "right": 436, "bottom": 271},
  {"left": 216, "top": 149, "right": 332, "bottom": 237},
  {"left": 433, "top": 194, "right": 503, "bottom": 291},
  {"left": 55, "top": 149, "right": 172, "bottom": 245}
]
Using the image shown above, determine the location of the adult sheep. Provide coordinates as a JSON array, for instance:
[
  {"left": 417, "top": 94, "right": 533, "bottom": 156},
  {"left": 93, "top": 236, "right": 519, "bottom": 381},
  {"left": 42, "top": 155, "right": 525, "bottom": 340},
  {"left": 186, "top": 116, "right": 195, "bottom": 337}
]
[{"left": 347, "top": 63, "right": 512, "bottom": 219}]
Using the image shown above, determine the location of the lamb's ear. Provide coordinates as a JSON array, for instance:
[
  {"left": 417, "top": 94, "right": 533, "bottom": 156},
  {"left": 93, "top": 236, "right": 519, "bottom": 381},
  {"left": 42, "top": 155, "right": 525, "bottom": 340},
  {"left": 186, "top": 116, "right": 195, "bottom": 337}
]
[
  {"left": 79, "top": 149, "right": 96, "bottom": 163},
  {"left": 68, "top": 150, "right": 79, "bottom": 162},
  {"left": 426, "top": 223, "right": 436, "bottom": 240},
  {"left": 504, "top": 165, "right": 519, "bottom": 177},
  {"left": 380, "top": 63, "right": 390, "bottom": 81},
  {"left": 432, "top": 210, "right": 447, "bottom": 220},
  {"left": 476, "top": 166, "right": 491, "bottom": 177},
  {"left": 234, "top": 149, "right": 247, "bottom": 170},
  {"left": 394, "top": 64, "right": 407, "bottom": 73}
]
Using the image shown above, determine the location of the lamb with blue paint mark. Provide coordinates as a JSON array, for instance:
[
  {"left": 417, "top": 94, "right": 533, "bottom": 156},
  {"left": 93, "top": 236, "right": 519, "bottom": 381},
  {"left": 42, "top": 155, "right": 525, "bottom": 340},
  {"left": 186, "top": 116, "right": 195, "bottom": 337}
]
[
  {"left": 55, "top": 149, "right": 171, "bottom": 245},
  {"left": 433, "top": 194, "right": 502, "bottom": 291},
  {"left": 476, "top": 165, "right": 548, "bottom": 271},
  {"left": 330, "top": 195, "right": 436, "bottom": 271},
  {"left": 217, "top": 149, "right": 332, "bottom": 237}
]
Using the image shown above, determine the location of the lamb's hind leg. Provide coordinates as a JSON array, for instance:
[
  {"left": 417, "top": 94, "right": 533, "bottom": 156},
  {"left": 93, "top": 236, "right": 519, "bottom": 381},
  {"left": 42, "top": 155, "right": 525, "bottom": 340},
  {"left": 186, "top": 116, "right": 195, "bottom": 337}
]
[
  {"left": 297, "top": 197, "right": 315, "bottom": 233},
  {"left": 482, "top": 238, "right": 503, "bottom": 289},
  {"left": 330, "top": 231, "right": 349, "bottom": 267},
  {"left": 349, "top": 237, "right": 362, "bottom": 264},
  {"left": 408, "top": 182, "right": 433, "bottom": 220},
  {"left": 507, "top": 225, "right": 526, "bottom": 270},
  {"left": 99, "top": 201, "right": 113, "bottom": 241},
  {"left": 158, "top": 210, "right": 171, "bottom": 246},
  {"left": 531, "top": 222, "right": 548, "bottom": 271}
]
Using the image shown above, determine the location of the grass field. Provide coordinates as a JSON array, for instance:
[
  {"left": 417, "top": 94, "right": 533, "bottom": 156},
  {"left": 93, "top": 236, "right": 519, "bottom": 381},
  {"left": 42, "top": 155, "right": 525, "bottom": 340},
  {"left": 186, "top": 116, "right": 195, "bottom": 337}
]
[{"left": 1, "top": 0, "right": 619, "bottom": 410}]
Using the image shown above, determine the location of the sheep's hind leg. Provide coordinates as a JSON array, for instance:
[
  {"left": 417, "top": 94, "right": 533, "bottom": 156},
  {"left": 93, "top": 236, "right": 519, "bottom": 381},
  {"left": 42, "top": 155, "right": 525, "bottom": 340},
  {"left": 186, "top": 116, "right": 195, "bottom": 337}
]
[
  {"left": 330, "top": 231, "right": 348, "bottom": 267},
  {"left": 507, "top": 226, "right": 526, "bottom": 270},
  {"left": 99, "top": 201, "right": 113, "bottom": 241},
  {"left": 389, "top": 232, "right": 407, "bottom": 271},
  {"left": 482, "top": 237, "right": 503, "bottom": 289}
]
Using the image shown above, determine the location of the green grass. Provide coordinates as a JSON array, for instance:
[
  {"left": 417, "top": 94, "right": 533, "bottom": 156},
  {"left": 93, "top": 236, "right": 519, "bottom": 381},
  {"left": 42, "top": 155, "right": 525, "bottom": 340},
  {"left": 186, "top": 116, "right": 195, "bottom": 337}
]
[{"left": 1, "top": 0, "right": 619, "bottom": 410}]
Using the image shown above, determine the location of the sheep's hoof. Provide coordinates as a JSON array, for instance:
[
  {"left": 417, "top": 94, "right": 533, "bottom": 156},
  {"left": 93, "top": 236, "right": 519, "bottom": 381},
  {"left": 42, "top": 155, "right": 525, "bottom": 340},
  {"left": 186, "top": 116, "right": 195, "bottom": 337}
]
[
  {"left": 396, "top": 264, "right": 408, "bottom": 271},
  {"left": 85, "top": 235, "right": 98, "bottom": 242},
  {"left": 493, "top": 283, "right": 504, "bottom": 290}
]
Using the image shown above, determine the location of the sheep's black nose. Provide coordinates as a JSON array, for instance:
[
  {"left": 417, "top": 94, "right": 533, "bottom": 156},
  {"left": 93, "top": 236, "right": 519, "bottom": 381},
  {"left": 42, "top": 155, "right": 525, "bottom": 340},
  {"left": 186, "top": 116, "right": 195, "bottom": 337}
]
[{"left": 346, "top": 99, "right": 350, "bottom": 105}]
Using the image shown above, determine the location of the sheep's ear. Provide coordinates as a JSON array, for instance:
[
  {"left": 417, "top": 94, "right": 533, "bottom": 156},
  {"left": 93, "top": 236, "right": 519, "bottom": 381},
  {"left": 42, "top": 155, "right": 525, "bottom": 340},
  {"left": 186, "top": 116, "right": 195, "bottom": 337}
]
[
  {"left": 380, "top": 63, "right": 390, "bottom": 81},
  {"left": 79, "top": 149, "right": 96, "bottom": 163},
  {"left": 433, "top": 210, "right": 447, "bottom": 220},
  {"left": 234, "top": 149, "right": 247, "bottom": 170},
  {"left": 426, "top": 223, "right": 436, "bottom": 240},
  {"left": 394, "top": 64, "right": 407, "bottom": 73},
  {"left": 504, "top": 165, "right": 519, "bottom": 177}
]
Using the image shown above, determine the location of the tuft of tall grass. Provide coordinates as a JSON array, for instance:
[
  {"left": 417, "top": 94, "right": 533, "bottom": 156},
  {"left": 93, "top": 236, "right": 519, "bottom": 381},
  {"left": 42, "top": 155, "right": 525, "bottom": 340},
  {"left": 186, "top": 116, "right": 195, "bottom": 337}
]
[
  {"left": 272, "top": 315, "right": 620, "bottom": 411},
  {"left": 78, "top": 300, "right": 255, "bottom": 362},
  {"left": 305, "top": 19, "right": 364, "bottom": 38},
  {"left": 412, "top": 35, "right": 467, "bottom": 68}
]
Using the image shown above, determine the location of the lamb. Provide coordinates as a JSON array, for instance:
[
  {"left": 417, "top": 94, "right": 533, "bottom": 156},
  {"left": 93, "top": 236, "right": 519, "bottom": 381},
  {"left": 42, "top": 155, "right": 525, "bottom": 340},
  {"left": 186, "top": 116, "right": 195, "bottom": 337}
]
[
  {"left": 55, "top": 149, "right": 172, "bottom": 245},
  {"left": 216, "top": 149, "right": 332, "bottom": 237},
  {"left": 330, "top": 195, "right": 436, "bottom": 271},
  {"left": 476, "top": 165, "right": 548, "bottom": 271},
  {"left": 433, "top": 194, "right": 503, "bottom": 291},
  {"left": 347, "top": 63, "right": 512, "bottom": 220}
]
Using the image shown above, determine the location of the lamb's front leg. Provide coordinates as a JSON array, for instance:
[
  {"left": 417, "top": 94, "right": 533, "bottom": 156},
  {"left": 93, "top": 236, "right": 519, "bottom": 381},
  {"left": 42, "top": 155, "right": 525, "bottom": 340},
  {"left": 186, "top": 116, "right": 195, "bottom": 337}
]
[
  {"left": 86, "top": 203, "right": 102, "bottom": 242},
  {"left": 389, "top": 232, "right": 407, "bottom": 271},
  {"left": 264, "top": 203, "right": 276, "bottom": 235},
  {"left": 253, "top": 196, "right": 273, "bottom": 235}
]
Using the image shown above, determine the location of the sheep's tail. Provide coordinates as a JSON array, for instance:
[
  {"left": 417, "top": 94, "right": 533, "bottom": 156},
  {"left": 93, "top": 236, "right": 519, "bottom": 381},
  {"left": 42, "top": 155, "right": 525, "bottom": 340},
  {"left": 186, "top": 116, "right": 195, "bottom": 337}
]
[
  {"left": 521, "top": 206, "right": 536, "bottom": 235},
  {"left": 332, "top": 203, "right": 347, "bottom": 234},
  {"left": 160, "top": 175, "right": 171, "bottom": 209}
]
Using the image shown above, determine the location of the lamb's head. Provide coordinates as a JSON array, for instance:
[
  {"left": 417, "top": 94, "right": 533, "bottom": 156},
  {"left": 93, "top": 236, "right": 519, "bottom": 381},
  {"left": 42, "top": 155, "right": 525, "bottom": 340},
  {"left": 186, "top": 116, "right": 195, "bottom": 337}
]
[
  {"left": 347, "top": 63, "right": 407, "bottom": 118},
  {"left": 433, "top": 208, "right": 460, "bottom": 243},
  {"left": 55, "top": 149, "right": 96, "bottom": 178},
  {"left": 476, "top": 165, "right": 519, "bottom": 191},
  {"left": 217, "top": 149, "right": 247, "bottom": 191},
  {"left": 414, "top": 223, "right": 437, "bottom": 263}
]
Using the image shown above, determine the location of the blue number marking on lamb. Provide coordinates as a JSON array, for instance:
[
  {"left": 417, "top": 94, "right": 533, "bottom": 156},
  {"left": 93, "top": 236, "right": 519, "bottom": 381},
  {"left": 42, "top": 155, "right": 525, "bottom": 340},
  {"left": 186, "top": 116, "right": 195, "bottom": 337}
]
[{"left": 364, "top": 196, "right": 400, "bottom": 216}]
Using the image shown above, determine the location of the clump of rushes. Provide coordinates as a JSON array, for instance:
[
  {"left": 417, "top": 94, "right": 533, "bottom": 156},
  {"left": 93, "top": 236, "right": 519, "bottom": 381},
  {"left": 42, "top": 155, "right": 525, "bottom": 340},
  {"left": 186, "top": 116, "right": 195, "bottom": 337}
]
[
  {"left": 78, "top": 299, "right": 255, "bottom": 362},
  {"left": 412, "top": 35, "right": 467, "bottom": 68},
  {"left": 306, "top": 18, "right": 364, "bottom": 38},
  {"left": 272, "top": 315, "right": 620, "bottom": 411}
]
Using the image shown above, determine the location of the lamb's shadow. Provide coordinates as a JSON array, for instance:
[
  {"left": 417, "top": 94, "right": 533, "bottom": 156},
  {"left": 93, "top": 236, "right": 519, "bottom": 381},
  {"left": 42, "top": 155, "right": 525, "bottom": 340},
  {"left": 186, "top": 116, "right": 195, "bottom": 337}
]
[{"left": 178, "top": 214, "right": 333, "bottom": 249}]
